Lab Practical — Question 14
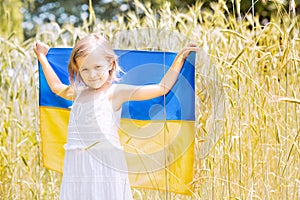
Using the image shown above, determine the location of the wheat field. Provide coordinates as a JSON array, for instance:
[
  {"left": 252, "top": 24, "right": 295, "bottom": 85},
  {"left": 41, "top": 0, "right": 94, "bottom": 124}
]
[{"left": 1, "top": 1, "right": 300, "bottom": 199}]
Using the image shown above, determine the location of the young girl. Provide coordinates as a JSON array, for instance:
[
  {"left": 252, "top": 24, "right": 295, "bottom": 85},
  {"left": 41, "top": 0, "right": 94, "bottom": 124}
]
[{"left": 34, "top": 33, "right": 197, "bottom": 200}]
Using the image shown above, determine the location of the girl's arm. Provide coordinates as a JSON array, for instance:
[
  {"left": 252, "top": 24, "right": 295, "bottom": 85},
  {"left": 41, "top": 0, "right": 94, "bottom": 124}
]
[
  {"left": 115, "top": 45, "right": 198, "bottom": 105},
  {"left": 33, "top": 41, "right": 74, "bottom": 100}
]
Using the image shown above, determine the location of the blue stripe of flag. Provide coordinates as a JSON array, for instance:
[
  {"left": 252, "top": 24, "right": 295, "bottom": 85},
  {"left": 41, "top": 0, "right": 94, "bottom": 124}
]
[{"left": 39, "top": 48, "right": 195, "bottom": 120}]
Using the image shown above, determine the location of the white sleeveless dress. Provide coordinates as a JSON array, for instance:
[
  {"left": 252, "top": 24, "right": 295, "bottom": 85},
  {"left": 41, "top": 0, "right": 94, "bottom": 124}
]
[{"left": 60, "top": 88, "right": 133, "bottom": 200}]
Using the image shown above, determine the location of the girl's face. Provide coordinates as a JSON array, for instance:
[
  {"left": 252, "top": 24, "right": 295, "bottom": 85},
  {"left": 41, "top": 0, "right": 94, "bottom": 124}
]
[{"left": 76, "top": 48, "right": 112, "bottom": 89}]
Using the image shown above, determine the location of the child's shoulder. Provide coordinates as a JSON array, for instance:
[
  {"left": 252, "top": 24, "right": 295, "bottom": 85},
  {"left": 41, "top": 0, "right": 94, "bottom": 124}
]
[{"left": 109, "top": 83, "right": 134, "bottom": 95}]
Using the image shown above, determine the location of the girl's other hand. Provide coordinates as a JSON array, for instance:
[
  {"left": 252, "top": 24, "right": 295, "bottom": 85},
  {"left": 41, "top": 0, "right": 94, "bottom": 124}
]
[
  {"left": 178, "top": 43, "right": 199, "bottom": 60},
  {"left": 33, "top": 41, "right": 50, "bottom": 59}
]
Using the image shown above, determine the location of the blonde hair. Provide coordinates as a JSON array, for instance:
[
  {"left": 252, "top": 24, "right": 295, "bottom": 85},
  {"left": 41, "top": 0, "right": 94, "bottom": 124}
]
[{"left": 68, "top": 33, "right": 120, "bottom": 86}]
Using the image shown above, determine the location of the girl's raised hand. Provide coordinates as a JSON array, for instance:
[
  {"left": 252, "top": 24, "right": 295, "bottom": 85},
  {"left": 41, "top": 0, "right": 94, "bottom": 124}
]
[
  {"left": 33, "top": 41, "right": 50, "bottom": 59},
  {"left": 177, "top": 43, "right": 199, "bottom": 60}
]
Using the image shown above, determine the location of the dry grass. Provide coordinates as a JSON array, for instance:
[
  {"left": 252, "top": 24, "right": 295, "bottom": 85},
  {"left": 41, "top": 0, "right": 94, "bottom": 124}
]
[{"left": 1, "top": 0, "right": 300, "bottom": 199}]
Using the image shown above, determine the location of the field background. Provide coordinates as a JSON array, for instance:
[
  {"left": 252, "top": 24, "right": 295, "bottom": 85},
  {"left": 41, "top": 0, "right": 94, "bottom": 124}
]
[{"left": 1, "top": 0, "right": 300, "bottom": 199}]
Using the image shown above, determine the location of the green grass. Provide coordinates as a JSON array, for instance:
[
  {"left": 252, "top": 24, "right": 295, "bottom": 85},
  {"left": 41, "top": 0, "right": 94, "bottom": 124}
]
[{"left": 1, "top": 1, "right": 300, "bottom": 199}]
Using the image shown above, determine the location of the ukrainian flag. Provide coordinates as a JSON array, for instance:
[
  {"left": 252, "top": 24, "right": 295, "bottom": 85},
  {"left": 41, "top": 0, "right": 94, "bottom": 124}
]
[{"left": 39, "top": 48, "right": 195, "bottom": 195}]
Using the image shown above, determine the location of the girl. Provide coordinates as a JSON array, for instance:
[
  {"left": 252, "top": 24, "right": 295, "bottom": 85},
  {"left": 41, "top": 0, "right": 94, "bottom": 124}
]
[{"left": 34, "top": 33, "right": 197, "bottom": 200}]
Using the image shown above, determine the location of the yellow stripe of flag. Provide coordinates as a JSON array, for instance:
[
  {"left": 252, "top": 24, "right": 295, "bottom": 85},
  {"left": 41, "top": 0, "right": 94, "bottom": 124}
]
[{"left": 40, "top": 106, "right": 194, "bottom": 195}]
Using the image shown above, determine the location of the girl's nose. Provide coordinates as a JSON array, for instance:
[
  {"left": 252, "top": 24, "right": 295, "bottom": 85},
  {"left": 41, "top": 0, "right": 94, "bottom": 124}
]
[{"left": 89, "top": 69, "right": 99, "bottom": 78}]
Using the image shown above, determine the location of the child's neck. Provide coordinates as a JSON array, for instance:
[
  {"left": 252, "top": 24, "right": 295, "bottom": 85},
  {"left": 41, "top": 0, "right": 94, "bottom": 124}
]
[{"left": 88, "top": 81, "right": 111, "bottom": 93}]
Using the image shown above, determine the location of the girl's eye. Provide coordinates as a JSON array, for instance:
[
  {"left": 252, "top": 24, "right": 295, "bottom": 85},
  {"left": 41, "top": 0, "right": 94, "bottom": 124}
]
[
  {"left": 81, "top": 68, "right": 88, "bottom": 72},
  {"left": 96, "top": 66, "right": 103, "bottom": 69}
]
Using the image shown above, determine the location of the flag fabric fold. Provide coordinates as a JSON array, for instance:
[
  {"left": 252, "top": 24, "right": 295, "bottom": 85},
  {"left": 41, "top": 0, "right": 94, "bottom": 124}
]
[{"left": 39, "top": 48, "right": 195, "bottom": 195}]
